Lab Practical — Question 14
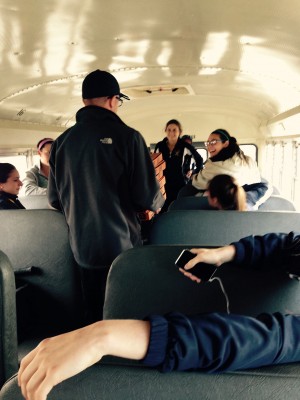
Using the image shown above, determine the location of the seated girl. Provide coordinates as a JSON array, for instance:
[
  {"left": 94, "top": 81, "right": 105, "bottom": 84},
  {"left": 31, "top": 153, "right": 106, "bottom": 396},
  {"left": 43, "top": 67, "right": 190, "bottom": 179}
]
[
  {"left": 206, "top": 174, "right": 247, "bottom": 211},
  {"left": 192, "top": 129, "right": 272, "bottom": 208},
  {"left": 0, "top": 163, "right": 25, "bottom": 210}
]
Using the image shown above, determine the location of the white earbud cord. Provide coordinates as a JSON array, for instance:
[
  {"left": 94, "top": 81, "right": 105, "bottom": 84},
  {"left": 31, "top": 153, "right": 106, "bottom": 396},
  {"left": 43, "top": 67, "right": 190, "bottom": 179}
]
[{"left": 208, "top": 277, "right": 231, "bottom": 314}]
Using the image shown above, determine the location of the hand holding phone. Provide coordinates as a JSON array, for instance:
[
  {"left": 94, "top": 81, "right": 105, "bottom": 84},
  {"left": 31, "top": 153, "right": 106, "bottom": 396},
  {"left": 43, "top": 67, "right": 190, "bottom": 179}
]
[{"left": 175, "top": 249, "right": 217, "bottom": 282}]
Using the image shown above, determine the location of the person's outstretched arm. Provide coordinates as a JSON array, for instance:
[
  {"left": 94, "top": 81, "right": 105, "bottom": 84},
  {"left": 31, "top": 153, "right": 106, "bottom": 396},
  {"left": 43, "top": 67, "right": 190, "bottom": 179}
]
[
  {"left": 143, "top": 312, "right": 300, "bottom": 372},
  {"left": 184, "top": 142, "right": 203, "bottom": 173},
  {"left": 180, "top": 231, "right": 300, "bottom": 283},
  {"left": 18, "top": 312, "right": 300, "bottom": 400}
]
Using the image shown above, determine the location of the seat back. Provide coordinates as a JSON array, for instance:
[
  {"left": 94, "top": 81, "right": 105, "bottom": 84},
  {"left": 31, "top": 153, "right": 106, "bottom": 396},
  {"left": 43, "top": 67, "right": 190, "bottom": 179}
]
[
  {"left": 2, "top": 361, "right": 300, "bottom": 400},
  {"left": 168, "top": 196, "right": 212, "bottom": 211},
  {"left": 0, "top": 252, "right": 18, "bottom": 388},
  {"left": 149, "top": 210, "right": 300, "bottom": 246},
  {"left": 0, "top": 209, "right": 84, "bottom": 332},
  {"left": 103, "top": 245, "right": 300, "bottom": 320},
  {"left": 176, "top": 184, "right": 201, "bottom": 198},
  {"left": 18, "top": 195, "right": 51, "bottom": 209},
  {"left": 258, "top": 195, "right": 297, "bottom": 211},
  {"left": 0, "top": 209, "right": 85, "bottom": 385}
]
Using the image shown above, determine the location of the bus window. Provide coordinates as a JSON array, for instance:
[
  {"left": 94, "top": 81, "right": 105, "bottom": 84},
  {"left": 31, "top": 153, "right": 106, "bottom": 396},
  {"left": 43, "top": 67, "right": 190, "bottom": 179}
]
[
  {"left": 197, "top": 148, "right": 207, "bottom": 162},
  {"left": 195, "top": 143, "right": 257, "bottom": 163},
  {"left": 0, "top": 155, "right": 28, "bottom": 180},
  {"left": 263, "top": 140, "right": 300, "bottom": 210},
  {"left": 240, "top": 144, "right": 258, "bottom": 161},
  {"left": 33, "top": 154, "right": 40, "bottom": 166},
  {"left": 294, "top": 143, "right": 300, "bottom": 209}
]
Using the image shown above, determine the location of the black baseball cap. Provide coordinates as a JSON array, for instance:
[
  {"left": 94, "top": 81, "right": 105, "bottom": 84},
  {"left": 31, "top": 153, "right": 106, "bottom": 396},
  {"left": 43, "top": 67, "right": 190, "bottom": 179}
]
[{"left": 82, "top": 69, "right": 130, "bottom": 100}]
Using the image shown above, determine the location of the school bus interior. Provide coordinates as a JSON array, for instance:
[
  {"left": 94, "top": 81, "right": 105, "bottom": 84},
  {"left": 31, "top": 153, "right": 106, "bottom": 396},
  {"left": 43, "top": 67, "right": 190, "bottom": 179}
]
[{"left": 0, "top": 0, "right": 300, "bottom": 208}]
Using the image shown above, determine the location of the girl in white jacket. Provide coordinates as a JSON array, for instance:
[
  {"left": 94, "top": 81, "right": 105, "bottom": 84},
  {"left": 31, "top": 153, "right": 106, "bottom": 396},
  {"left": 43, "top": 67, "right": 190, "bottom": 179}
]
[{"left": 192, "top": 129, "right": 261, "bottom": 190}]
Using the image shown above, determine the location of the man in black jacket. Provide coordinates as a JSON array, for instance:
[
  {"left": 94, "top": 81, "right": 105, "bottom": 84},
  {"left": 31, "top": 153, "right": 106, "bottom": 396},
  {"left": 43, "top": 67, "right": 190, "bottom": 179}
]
[{"left": 48, "top": 70, "right": 164, "bottom": 321}]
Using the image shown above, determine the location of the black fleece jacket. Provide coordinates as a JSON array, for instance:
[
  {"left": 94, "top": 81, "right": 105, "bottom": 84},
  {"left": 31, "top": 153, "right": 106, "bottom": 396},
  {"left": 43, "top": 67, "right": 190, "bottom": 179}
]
[{"left": 48, "top": 105, "right": 164, "bottom": 268}]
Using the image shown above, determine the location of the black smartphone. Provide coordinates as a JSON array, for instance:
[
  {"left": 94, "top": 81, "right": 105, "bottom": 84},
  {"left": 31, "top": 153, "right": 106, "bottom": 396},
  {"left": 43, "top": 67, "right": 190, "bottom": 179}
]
[{"left": 175, "top": 249, "right": 217, "bottom": 282}]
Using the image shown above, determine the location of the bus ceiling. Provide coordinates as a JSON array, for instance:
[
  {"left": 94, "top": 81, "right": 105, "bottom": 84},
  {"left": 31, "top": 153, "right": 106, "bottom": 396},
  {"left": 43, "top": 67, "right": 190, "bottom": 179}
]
[{"left": 1, "top": 0, "right": 300, "bottom": 144}]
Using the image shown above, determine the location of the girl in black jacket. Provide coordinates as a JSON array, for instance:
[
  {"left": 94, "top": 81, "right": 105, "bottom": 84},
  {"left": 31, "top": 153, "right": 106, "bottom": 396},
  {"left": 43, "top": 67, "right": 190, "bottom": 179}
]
[
  {"left": 155, "top": 119, "right": 203, "bottom": 211},
  {"left": 0, "top": 163, "right": 25, "bottom": 209}
]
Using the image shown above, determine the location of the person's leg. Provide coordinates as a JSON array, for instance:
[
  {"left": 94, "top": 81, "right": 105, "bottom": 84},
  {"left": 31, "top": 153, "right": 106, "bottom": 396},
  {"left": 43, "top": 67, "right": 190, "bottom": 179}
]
[{"left": 79, "top": 266, "right": 110, "bottom": 323}]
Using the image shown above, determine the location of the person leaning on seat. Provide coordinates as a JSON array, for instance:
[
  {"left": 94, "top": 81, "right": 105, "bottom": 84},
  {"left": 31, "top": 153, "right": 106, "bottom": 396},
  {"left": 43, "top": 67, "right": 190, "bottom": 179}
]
[
  {"left": 192, "top": 129, "right": 272, "bottom": 209},
  {"left": 192, "top": 129, "right": 260, "bottom": 189},
  {"left": 22, "top": 138, "right": 54, "bottom": 196},
  {"left": 0, "top": 163, "right": 25, "bottom": 209},
  {"left": 205, "top": 174, "right": 247, "bottom": 211},
  {"left": 47, "top": 69, "right": 165, "bottom": 322},
  {"left": 18, "top": 230, "right": 300, "bottom": 400}
]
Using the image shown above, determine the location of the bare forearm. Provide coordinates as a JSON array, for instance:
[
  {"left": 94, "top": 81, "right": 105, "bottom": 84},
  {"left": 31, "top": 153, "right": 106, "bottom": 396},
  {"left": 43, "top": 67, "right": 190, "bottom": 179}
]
[
  {"left": 100, "top": 319, "right": 151, "bottom": 360},
  {"left": 18, "top": 320, "right": 151, "bottom": 400}
]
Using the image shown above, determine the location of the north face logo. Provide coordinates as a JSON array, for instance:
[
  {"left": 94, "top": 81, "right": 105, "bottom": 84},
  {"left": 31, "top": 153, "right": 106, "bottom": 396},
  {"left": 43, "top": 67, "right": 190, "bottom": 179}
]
[{"left": 100, "top": 138, "right": 113, "bottom": 144}]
